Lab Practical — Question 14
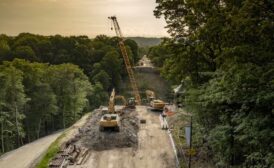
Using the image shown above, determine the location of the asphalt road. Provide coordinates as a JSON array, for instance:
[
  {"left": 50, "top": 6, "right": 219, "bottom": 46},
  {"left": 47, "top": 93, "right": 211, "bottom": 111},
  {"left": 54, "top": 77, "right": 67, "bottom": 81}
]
[{"left": 0, "top": 131, "right": 62, "bottom": 168}]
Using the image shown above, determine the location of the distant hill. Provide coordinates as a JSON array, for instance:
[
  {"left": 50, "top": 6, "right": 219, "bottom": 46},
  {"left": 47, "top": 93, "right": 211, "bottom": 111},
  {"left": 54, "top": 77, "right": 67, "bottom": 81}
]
[{"left": 127, "top": 37, "right": 162, "bottom": 47}]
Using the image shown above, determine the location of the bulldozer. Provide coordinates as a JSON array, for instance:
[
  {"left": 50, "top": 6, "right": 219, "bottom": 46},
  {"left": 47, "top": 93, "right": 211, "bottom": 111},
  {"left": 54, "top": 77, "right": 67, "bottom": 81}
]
[
  {"left": 146, "top": 90, "right": 166, "bottom": 110},
  {"left": 99, "top": 89, "right": 121, "bottom": 132}
]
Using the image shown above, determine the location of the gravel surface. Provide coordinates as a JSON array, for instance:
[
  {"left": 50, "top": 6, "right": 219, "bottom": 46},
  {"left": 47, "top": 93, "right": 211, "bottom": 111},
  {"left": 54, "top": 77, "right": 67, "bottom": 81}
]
[{"left": 76, "top": 108, "right": 139, "bottom": 150}]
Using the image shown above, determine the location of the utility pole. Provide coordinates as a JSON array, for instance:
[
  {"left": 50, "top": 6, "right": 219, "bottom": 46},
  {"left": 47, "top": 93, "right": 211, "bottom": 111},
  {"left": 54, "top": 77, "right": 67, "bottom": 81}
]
[{"left": 188, "top": 116, "right": 192, "bottom": 168}]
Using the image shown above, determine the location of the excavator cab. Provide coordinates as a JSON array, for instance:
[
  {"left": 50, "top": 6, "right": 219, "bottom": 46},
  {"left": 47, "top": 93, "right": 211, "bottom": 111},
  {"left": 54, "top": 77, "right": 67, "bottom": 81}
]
[{"left": 127, "top": 97, "right": 136, "bottom": 109}]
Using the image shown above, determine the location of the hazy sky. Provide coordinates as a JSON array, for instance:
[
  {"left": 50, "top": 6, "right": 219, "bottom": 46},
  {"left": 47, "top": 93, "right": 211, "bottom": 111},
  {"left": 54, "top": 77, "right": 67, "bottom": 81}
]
[{"left": 0, "top": 0, "right": 168, "bottom": 37}]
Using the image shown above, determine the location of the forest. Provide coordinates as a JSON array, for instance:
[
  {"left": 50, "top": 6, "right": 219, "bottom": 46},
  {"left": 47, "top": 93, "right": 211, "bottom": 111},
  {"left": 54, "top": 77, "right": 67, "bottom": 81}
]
[
  {"left": 150, "top": 0, "right": 274, "bottom": 167},
  {"left": 0, "top": 33, "right": 140, "bottom": 154}
]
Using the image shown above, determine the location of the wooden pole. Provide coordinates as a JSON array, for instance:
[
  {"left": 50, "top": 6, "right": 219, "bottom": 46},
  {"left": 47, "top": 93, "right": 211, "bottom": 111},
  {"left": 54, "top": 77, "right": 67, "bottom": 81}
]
[{"left": 188, "top": 116, "right": 192, "bottom": 168}]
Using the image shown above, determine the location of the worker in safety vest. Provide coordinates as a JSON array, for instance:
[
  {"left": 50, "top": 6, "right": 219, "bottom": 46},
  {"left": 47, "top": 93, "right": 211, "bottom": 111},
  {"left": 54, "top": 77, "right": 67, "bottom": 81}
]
[{"left": 162, "top": 107, "right": 168, "bottom": 118}]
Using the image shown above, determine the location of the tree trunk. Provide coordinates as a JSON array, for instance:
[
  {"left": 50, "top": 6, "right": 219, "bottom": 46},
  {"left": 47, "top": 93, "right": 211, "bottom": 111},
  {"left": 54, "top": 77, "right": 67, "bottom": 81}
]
[
  {"left": 62, "top": 105, "right": 66, "bottom": 129},
  {"left": 37, "top": 118, "right": 41, "bottom": 139},
  {"left": 0, "top": 110, "right": 5, "bottom": 153},
  {"left": 15, "top": 103, "right": 20, "bottom": 148}
]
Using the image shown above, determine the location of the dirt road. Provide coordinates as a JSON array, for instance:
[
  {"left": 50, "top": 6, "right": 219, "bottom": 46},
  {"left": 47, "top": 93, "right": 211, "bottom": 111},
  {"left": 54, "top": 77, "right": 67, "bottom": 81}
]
[
  {"left": 72, "top": 106, "right": 176, "bottom": 168},
  {"left": 0, "top": 131, "right": 62, "bottom": 168}
]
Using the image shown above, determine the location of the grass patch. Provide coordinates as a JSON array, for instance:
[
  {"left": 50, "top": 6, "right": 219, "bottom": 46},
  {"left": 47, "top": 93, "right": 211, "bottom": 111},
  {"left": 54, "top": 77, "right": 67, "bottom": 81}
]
[
  {"left": 35, "top": 113, "right": 91, "bottom": 168},
  {"left": 36, "top": 133, "right": 66, "bottom": 168}
]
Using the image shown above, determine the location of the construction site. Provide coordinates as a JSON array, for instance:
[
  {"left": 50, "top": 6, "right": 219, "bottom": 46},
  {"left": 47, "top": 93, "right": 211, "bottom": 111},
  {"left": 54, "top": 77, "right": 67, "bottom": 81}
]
[
  {"left": 46, "top": 16, "right": 178, "bottom": 168},
  {"left": 1, "top": 0, "right": 272, "bottom": 168},
  {"left": 0, "top": 16, "right": 184, "bottom": 168}
]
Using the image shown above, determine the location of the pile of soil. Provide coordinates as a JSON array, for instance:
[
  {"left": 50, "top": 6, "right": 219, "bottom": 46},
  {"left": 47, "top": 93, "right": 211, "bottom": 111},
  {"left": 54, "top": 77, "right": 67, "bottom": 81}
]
[{"left": 76, "top": 108, "right": 139, "bottom": 151}]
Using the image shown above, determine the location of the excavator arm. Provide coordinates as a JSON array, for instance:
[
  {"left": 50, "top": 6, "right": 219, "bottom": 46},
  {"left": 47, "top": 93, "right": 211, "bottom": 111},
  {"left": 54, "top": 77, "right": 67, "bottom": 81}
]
[
  {"left": 115, "top": 95, "right": 127, "bottom": 106},
  {"left": 108, "top": 89, "right": 116, "bottom": 113}
]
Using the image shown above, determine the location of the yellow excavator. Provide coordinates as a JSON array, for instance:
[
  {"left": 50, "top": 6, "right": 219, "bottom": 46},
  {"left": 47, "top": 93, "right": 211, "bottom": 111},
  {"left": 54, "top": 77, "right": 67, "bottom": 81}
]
[
  {"left": 115, "top": 95, "right": 136, "bottom": 109},
  {"left": 99, "top": 89, "right": 121, "bottom": 131},
  {"left": 146, "top": 90, "right": 165, "bottom": 110},
  {"left": 99, "top": 89, "right": 136, "bottom": 131}
]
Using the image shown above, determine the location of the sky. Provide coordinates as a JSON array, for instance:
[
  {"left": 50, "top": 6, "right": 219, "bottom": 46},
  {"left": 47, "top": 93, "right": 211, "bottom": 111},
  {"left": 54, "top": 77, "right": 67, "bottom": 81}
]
[{"left": 0, "top": 0, "right": 168, "bottom": 37}]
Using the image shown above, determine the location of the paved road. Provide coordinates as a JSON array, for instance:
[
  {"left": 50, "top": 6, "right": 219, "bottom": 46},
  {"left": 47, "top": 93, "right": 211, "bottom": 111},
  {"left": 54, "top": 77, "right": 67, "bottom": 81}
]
[{"left": 0, "top": 131, "right": 62, "bottom": 168}]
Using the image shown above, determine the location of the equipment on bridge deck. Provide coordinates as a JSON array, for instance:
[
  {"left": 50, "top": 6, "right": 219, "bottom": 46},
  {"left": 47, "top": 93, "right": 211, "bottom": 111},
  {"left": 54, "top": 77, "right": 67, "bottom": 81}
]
[
  {"left": 146, "top": 90, "right": 166, "bottom": 110},
  {"left": 115, "top": 95, "right": 136, "bottom": 109},
  {"left": 150, "top": 99, "right": 166, "bottom": 110},
  {"left": 145, "top": 90, "right": 156, "bottom": 102},
  {"left": 99, "top": 89, "right": 121, "bottom": 131},
  {"left": 99, "top": 89, "right": 136, "bottom": 131},
  {"left": 108, "top": 16, "right": 141, "bottom": 105}
]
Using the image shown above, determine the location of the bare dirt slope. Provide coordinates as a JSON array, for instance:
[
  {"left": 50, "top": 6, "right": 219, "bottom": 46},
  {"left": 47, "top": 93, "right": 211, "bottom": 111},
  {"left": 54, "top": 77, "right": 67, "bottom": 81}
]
[
  {"left": 71, "top": 106, "right": 176, "bottom": 168},
  {"left": 0, "top": 131, "right": 62, "bottom": 168},
  {"left": 121, "top": 55, "right": 172, "bottom": 101}
]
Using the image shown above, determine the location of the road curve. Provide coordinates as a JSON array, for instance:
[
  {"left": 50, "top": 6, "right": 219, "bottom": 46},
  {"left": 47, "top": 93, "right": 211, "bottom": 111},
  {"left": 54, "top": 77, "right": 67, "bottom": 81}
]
[{"left": 0, "top": 131, "right": 62, "bottom": 168}]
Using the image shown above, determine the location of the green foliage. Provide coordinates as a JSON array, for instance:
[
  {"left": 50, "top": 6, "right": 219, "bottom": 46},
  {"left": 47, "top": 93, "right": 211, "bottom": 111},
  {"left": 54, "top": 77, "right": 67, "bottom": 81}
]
[
  {"left": 0, "top": 59, "right": 92, "bottom": 154},
  {"left": 154, "top": 0, "right": 274, "bottom": 167},
  {"left": 0, "top": 34, "right": 139, "bottom": 92},
  {"left": 36, "top": 133, "right": 65, "bottom": 168},
  {"left": 48, "top": 64, "right": 91, "bottom": 128},
  {"left": 0, "top": 33, "right": 141, "bottom": 155},
  {"left": 92, "top": 70, "right": 111, "bottom": 90},
  {"left": 101, "top": 50, "right": 122, "bottom": 89},
  {"left": 0, "top": 64, "right": 27, "bottom": 151},
  {"left": 0, "top": 39, "right": 11, "bottom": 62},
  {"left": 148, "top": 38, "right": 172, "bottom": 67},
  {"left": 124, "top": 39, "right": 139, "bottom": 63}
]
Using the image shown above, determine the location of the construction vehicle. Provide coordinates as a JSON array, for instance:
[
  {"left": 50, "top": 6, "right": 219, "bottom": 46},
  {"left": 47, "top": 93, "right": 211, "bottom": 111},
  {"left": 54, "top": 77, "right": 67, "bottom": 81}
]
[
  {"left": 146, "top": 90, "right": 166, "bottom": 110},
  {"left": 115, "top": 95, "right": 136, "bottom": 109},
  {"left": 108, "top": 16, "right": 141, "bottom": 105},
  {"left": 150, "top": 99, "right": 166, "bottom": 111},
  {"left": 146, "top": 90, "right": 156, "bottom": 102},
  {"left": 99, "top": 89, "right": 136, "bottom": 131},
  {"left": 99, "top": 89, "right": 120, "bottom": 131}
]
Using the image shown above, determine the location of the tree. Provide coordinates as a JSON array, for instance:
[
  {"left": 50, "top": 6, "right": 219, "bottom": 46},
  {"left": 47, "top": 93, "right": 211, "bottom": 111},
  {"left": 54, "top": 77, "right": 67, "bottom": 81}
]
[
  {"left": 0, "top": 64, "right": 27, "bottom": 149},
  {"left": 88, "top": 82, "right": 109, "bottom": 109},
  {"left": 101, "top": 50, "right": 122, "bottom": 89},
  {"left": 13, "top": 46, "right": 38, "bottom": 61},
  {"left": 8, "top": 59, "right": 58, "bottom": 140},
  {"left": 92, "top": 70, "right": 111, "bottom": 90},
  {"left": 0, "top": 39, "right": 11, "bottom": 62},
  {"left": 48, "top": 64, "right": 91, "bottom": 128},
  {"left": 124, "top": 39, "right": 139, "bottom": 63},
  {"left": 154, "top": 0, "right": 274, "bottom": 167}
]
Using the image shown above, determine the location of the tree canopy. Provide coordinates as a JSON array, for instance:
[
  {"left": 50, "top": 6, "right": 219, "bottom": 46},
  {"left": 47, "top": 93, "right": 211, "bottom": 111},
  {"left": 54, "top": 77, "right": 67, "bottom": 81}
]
[
  {"left": 0, "top": 33, "right": 141, "bottom": 154},
  {"left": 154, "top": 0, "right": 274, "bottom": 167}
]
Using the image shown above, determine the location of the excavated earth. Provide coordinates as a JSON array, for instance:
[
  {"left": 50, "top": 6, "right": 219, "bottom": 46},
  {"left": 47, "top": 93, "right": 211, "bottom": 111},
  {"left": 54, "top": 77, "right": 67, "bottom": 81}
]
[{"left": 75, "top": 108, "right": 139, "bottom": 150}]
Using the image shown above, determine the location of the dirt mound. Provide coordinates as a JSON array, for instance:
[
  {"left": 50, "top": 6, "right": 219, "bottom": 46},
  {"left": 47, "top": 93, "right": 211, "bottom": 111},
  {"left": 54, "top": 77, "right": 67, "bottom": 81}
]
[{"left": 76, "top": 108, "right": 139, "bottom": 151}]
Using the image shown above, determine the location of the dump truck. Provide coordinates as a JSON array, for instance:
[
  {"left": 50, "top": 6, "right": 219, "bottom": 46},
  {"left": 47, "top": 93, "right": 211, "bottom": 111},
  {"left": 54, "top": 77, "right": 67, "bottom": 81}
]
[
  {"left": 146, "top": 90, "right": 166, "bottom": 110},
  {"left": 150, "top": 99, "right": 166, "bottom": 110}
]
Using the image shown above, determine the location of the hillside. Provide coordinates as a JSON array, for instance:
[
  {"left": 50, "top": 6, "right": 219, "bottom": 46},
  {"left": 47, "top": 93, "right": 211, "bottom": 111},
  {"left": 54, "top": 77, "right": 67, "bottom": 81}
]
[{"left": 127, "top": 37, "right": 162, "bottom": 47}]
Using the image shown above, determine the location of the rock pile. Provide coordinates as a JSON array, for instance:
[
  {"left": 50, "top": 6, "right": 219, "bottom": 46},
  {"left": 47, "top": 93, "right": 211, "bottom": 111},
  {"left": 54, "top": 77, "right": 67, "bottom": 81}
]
[{"left": 76, "top": 108, "right": 139, "bottom": 151}]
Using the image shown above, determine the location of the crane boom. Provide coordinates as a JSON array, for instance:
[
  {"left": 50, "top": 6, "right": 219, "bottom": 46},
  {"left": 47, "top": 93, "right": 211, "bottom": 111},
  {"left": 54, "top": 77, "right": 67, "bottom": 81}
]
[{"left": 108, "top": 16, "right": 141, "bottom": 105}]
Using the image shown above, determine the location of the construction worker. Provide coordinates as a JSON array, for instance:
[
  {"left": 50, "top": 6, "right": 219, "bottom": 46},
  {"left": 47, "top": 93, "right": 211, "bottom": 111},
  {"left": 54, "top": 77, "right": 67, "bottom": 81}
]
[{"left": 162, "top": 107, "right": 168, "bottom": 118}]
